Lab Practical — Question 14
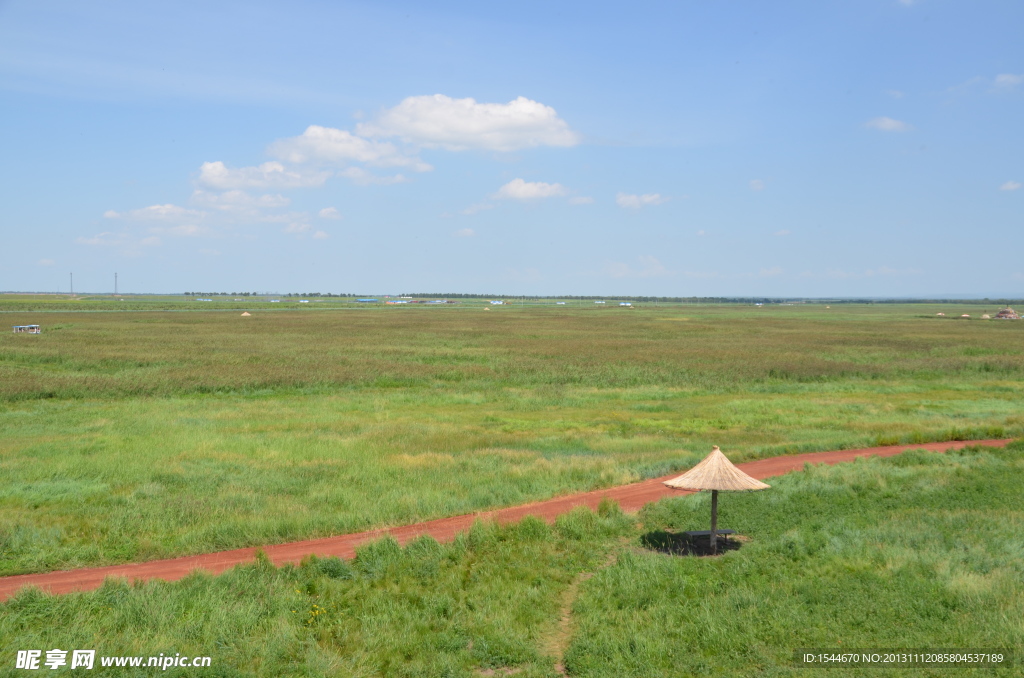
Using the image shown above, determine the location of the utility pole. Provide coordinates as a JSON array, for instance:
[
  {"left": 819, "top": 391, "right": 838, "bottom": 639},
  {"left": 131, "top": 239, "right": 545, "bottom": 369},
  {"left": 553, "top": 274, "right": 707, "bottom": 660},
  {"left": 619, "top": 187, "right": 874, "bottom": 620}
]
[{"left": 115, "top": 272, "right": 118, "bottom": 295}]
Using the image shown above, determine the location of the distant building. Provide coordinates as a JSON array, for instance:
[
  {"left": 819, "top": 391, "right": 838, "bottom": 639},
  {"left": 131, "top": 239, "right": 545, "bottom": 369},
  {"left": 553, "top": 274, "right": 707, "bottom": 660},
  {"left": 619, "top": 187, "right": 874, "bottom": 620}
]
[
  {"left": 12, "top": 325, "right": 41, "bottom": 334},
  {"left": 356, "top": 299, "right": 379, "bottom": 303},
  {"left": 619, "top": 302, "right": 632, "bottom": 306}
]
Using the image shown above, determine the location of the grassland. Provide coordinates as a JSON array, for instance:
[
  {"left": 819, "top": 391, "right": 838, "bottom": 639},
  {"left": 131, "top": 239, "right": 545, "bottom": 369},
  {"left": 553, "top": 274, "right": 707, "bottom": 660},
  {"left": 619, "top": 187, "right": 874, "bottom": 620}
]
[
  {"left": 2, "top": 443, "right": 1020, "bottom": 677},
  {"left": 1, "top": 301, "right": 1023, "bottom": 576}
]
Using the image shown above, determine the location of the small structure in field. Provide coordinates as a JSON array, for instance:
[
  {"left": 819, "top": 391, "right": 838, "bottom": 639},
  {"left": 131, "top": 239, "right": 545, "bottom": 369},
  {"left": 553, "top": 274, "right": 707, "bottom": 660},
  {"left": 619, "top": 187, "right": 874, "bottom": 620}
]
[
  {"left": 241, "top": 312, "right": 251, "bottom": 317},
  {"left": 995, "top": 307, "right": 1020, "bottom": 320},
  {"left": 961, "top": 314, "right": 971, "bottom": 318},
  {"left": 936, "top": 313, "right": 945, "bottom": 316},
  {"left": 12, "top": 325, "right": 41, "bottom": 334},
  {"left": 982, "top": 314, "right": 991, "bottom": 319},
  {"left": 664, "top": 446, "right": 770, "bottom": 554}
]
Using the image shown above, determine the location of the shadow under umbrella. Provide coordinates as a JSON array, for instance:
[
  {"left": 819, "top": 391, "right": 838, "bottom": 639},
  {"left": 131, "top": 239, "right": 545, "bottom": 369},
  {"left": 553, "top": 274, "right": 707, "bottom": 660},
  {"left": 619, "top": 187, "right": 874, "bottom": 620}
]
[{"left": 639, "top": 529, "right": 744, "bottom": 556}]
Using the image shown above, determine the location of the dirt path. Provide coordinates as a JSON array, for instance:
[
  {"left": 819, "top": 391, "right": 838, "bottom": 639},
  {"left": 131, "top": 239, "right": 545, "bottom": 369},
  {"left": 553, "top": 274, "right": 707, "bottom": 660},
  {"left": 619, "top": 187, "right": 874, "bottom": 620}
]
[
  {"left": 545, "top": 547, "right": 623, "bottom": 676},
  {"left": 0, "top": 438, "right": 1011, "bottom": 602}
]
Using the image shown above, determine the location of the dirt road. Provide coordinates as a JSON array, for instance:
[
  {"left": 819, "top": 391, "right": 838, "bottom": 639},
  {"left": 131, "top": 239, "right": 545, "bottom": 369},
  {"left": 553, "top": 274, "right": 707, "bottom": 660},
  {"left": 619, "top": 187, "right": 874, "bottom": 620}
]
[{"left": 0, "top": 439, "right": 1011, "bottom": 601}]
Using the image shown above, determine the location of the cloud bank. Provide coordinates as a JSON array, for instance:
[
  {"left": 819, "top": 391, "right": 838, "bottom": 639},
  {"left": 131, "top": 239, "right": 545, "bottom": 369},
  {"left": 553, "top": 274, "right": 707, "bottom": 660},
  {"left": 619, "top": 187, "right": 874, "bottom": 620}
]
[
  {"left": 616, "top": 193, "right": 668, "bottom": 208},
  {"left": 495, "top": 178, "right": 568, "bottom": 200},
  {"left": 357, "top": 95, "right": 580, "bottom": 152}
]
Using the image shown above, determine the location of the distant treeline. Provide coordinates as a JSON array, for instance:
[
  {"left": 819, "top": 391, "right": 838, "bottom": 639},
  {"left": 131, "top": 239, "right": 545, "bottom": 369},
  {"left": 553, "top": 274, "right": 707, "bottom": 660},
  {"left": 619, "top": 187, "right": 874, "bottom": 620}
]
[
  {"left": 166, "top": 292, "right": 1024, "bottom": 305},
  {"left": 183, "top": 292, "right": 361, "bottom": 298},
  {"left": 402, "top": 293, "right": 781, "bottom": 303},
  {"left": 400, "top": 294, "right": 1024, "bottom": 304}
]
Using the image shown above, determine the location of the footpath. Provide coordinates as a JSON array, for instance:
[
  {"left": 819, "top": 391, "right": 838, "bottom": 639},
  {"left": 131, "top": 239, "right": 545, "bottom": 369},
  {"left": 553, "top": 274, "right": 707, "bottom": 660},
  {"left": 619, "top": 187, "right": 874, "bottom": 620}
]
[{"left": 0, "top": 438, "right": 1011, "bottom": 601}]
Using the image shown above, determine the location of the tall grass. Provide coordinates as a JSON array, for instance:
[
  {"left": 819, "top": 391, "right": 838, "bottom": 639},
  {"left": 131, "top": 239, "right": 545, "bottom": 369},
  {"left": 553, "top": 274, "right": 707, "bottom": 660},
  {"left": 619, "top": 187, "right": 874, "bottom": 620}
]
[
  {"left": 1, "top": 306, "right": 1023, "bottom": 574},
  {"left": 565, "top": 442, "right": 1024, "bottom": 677},
  {"left": 1, "top": 444, "right": 1020, "bottom": 677},
  {"left": 2, "top": 304, "right": 1022, "bottom": 401}
]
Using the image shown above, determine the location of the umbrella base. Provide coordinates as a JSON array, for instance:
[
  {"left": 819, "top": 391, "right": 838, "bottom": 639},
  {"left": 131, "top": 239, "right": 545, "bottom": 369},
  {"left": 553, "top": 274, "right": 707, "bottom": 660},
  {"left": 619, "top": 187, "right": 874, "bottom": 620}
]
[{"left": 683, "top": 529, "right": 736, "bottom": 538}]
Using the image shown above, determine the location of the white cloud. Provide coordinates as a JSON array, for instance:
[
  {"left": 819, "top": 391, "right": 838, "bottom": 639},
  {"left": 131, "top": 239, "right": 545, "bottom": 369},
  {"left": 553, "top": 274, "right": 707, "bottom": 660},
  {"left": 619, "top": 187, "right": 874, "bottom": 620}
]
[
  {"left": 148, "top": 224, "right": 205, "bottom": 237},
  {"left": 606, "top": 255, "right": 671, "bottom": 278},
  {"left": 774, "top": 229, "right": 791, "bottom": 236},
  {"left": 568, "top": 196, "right": 594, "bottom": 205},
  {"left": 461, "top": 202, "right": 494, "bottom": 215},
  {"left": 758, "top": 266, "right": 783, "bottom": 277},
  {"left": 357, "top": 94, "right": 581, "bottom": 151},
  {"left": 318, "top": 207, "right": 342, "bottom": 219},
  {"left": 77, "top": 231, "right": 122, "bottom": 246},
  {"left": 190, "top": 190, "right": 290, "bottom": 211},
  {"left": 454, "top": 228, "right": 476, "bottom": 237},
  {"left": 104, "top": 204, "right": 205, "bottom": 221},
  {"left": 197, "top": 161, "right": 329, "bottom": 190},
  {"left": 1000, "top": 180, "right": 1021, "bottom": 191},
  {"left": 336, "top": 166, "right": 409, "bottom": 185},
  {"left": 312, "top": 230, "right": 329, "bottom": 240},
  {"left": 994, "top": 73, "right": 1023, "bottom": 88},
  {"left": 38, "top": 258, "right": 55, "bottom": 266},
  {"left": 255, "top": 211, "right": 316, "bottom": 225},
  {"left": 139, "top": 236, "right": 161, "bottom": 247},
  {"left": 283, "top": 222, "right": 311, "bottom": 234},
  {"left": 696, "top": 230, "right": 706, "bottom": 236},
  {"left": 749, "top": 179, "right": 765, "bottom": 191},
  {"left": 269, "top": 125, "right": 431, "bottom": 171},
  {"left": 616, "top": 193, "right": 668, "bottom": 209},
  {"left": 887, "top": 89, "right": 906, "bottom": 99},
  {"left": 495, "top": 178, "right": 567, "bottom": 200},
  {"left": 865, "top": 116, "right": 912, "bottom": 132}
]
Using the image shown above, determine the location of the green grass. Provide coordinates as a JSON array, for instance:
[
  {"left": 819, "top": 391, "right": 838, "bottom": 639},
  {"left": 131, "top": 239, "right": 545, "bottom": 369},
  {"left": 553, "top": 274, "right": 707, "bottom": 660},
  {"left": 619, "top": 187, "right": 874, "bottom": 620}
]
[
  {"left": 1, "top": 304, "right": 1023, "bottom": 575},
  {"left": 567, "top": 443, "right": 1024, "bottom": 677},
  {"left": 2, "top": 443, "right": 1021, "bottom": 677}
]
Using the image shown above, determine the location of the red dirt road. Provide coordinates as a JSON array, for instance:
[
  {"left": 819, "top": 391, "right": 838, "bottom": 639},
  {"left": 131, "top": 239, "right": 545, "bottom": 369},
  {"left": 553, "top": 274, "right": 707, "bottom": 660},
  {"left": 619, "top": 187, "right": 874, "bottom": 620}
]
[{"left": 0, "top": 438, "right": 1011, "bottom": 601}]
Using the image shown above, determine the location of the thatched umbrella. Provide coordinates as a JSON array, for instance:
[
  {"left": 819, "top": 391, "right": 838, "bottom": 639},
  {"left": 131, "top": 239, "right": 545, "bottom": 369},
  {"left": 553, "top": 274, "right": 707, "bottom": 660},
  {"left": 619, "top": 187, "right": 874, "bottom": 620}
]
[{"left": 663, "top": 446, "right": 770, "bottom": 554}]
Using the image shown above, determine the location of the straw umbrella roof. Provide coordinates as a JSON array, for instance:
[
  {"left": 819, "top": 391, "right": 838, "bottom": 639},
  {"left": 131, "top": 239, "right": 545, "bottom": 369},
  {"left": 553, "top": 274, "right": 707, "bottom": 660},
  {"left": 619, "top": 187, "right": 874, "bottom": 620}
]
[{"left": 664, "top": 446, "right": 770, "bottom": 491}]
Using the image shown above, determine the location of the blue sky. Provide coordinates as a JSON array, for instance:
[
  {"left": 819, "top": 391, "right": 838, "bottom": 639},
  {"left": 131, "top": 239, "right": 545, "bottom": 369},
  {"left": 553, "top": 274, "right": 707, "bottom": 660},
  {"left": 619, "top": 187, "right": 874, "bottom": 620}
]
[{"left": 1, "top": 0, "right": 1021, "bottom": 296}]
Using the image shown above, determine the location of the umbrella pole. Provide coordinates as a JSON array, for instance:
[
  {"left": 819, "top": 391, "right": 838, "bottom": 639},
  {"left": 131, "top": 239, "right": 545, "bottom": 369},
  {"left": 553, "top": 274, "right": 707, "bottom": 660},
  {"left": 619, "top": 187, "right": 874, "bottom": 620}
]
[{"left": 710, "top": 489, "right": 718, "bottom": 555}]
